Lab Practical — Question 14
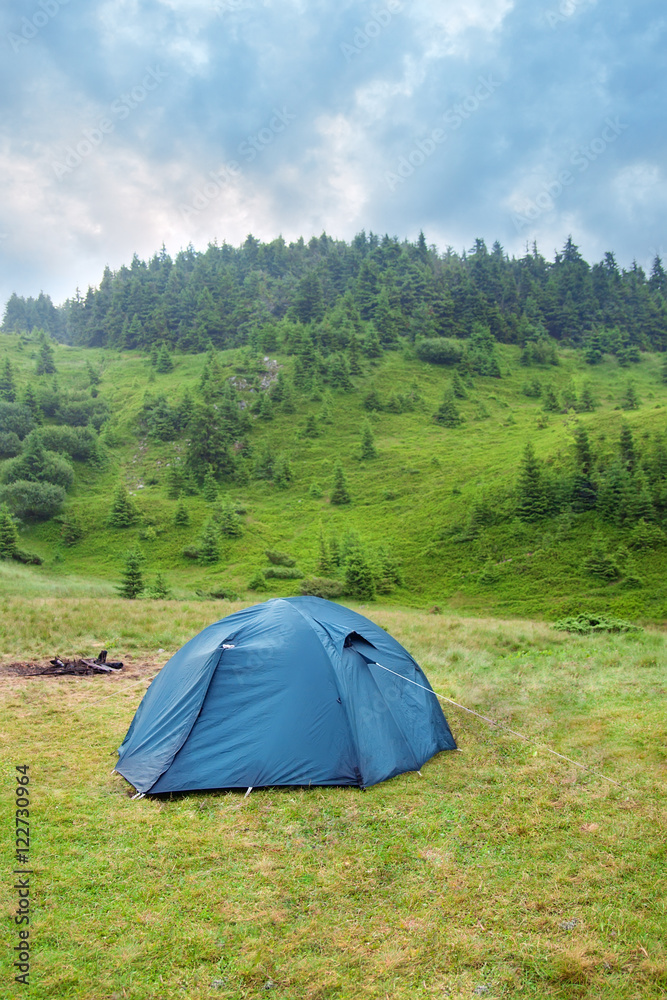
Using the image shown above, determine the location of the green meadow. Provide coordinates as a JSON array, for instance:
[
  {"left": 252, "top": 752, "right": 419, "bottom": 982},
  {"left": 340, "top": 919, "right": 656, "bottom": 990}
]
[
  {"left": 1, "top": 331, "right": 667, "bottom": 620},
  {"left": 1, "top": 596, "right": 665, "bottom": 1000},
  {"left": 1, "top": 329, "right": 666, "bottom": 999}
]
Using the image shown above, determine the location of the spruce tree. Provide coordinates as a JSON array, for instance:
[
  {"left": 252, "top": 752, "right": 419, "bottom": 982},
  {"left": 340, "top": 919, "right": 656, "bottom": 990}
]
[
  {"left": 258, "top": 393, "right": 274, "bottom": 420},
  {"left": 173, "top": 497, "right": 190, "bottom": 526},
  {"left": 344, "top": 548, "right": 376, "bottom": 600},
  {"left": 360, "top": 422, "right": 377, "bottom": 460},
  {"left": 516, "top": 442, "right": 548, "bottom": 521},
  {"left": 317, "top": 530, "right": 332, "bottom": 574},
  {"left": 107, "top": 484, "right": 139, "bottom": 527},
  {"left": 22, "top": 384, "right": 42, "bottom": 424},
  {"left": 117, "top": 548, "right": 145, "bottom": 599},
  {"left": 573, "top": 425, "right": 593, "bottom": 473},
  {"left": 622, "top": 381, "right": 639, "bottom": 410},
  {"left": 0, "top": 503, "right": 19, "bottom": 559},
  {"left": 578, "top": 382, "right": 597, "bottom": 412},
  {"left": 202, "top": 466, "right": 218, "bottom": 502},
  {"left": 619, "top": 424, "right": 636, "bottom": 471},
  {"left": 273, "top": 453, "right": 293, "bottom": 489},
  {"left": 198, "top": 518, "right": 220, "bottom": 563},
  {"left": 330, "top": 462, "right": 351, "bottom": 505},
  {"left": 542, "top": 385, "right": 560, "bottom": 412},
  {"left": 150, "top": 572, "right": 171, "bottom": 599},
  {"left": 217, "top": 496, "right": 243, "bottom": 537},
  {"left": 35, "top": 335, "right": 56, "bottom": 375},
  {"left": 434, "top": 389, "right": 462, "bottom": 427},
  {"left": 0, "top": 359, "right": 17, "bottom": 402},
  {"left": 451, "top": 370, "right": 468, "bottom": 399},
  {"left": 155, "top": 344, "right": 174, "bottom": 373}
]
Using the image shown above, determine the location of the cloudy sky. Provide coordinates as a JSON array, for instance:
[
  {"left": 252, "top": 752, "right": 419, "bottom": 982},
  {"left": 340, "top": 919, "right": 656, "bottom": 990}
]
[{"left": 1, "top": 0, "right": 666, "bottom": 310}]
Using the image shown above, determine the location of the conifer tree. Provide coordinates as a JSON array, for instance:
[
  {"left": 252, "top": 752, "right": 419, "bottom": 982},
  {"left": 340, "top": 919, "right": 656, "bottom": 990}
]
[
  {"left": 0, "top": 359, "right": 17, "bottom": 402},
  {"left": 622, "top": 381, "right": 639, "bottom": 410},
  {"left": 344, "top": 547, "right": 376, "bottom": 600},
  {"left": 360, "top": 422, "right": 377, "bottom": 460},
  {"left": 0, "top": 503, "right": 19, "bottom": 559},
  {"left": 542, "top": 385, "right": 560, "bottom": 412},
  {"left": 202, "top": 466, "right": 218, "bottom": 502},
  {"left": 434, "top": 389, "right": 462, "bottom": 427},
  {"left": 22, "top": 384, "right": 41, "bottom": 424},
  {"left": 619, "top": 424, "right": 637, "bottom": 471},
  {"left": 258, "top": 393, "right": 274, "bottom": 420},
  {"left": 107, "top": 484, "right": 139, "bottom": 527},
  {"left": 328, "top": 354, "right": 353, "bottom": 391},
  {"left": 85, "top": 361, "right": 101, "bottom": 386},
  {"left": 303, "top": 414, "right": 320, "bottom": 438},
  {"left": 217, "top": 496, "right": 243, "bottom": 536},
  {"left": 662, "top": 354, "right": 667, "bottom": 385},
  {"left": 330, "top": 462, "right": 351, "bottom": 505},
  {"left": 35, "top": 335, "right": 56, "bottom": 375},
  {"left": 317, "top": 530, "right": 332, "bottom": 574},
  {"left": 516, "top": 442, "right": 548, "bottom": 521},
  {"left": 450, "top": 370, "right": 468, "bottom": 399},
  {"left": 273, "top": 453, "right": 293, "bottom": 489},
  {"left": 173, "top": 497, "right": 190, "bottom": 526},
  {"left": 117, "top": 548, "right": 145, "bottom": 598},
  {"left": 155, "top": 344, "right": 174, "bottom": 373},
  {"left": 198, "top": 518, "right": 220, "bottom": 563},
  {"left": 149, "top": 572, "right": 171, "bottom": 599},
  {"left": 573, "top": 425, "right": 593, "bottom": 473},
  {"left": 578, "top": 382, "right": 597, "bottom": 412}
]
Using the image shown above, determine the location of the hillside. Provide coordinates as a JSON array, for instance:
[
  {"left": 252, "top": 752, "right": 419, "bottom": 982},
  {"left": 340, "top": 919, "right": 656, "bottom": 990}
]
[{"left": 1, "top": 318, "right": 666, "bottom": 619}]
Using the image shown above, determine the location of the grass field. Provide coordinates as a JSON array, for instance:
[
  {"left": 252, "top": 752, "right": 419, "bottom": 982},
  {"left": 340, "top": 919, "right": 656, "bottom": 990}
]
[
  {"left": 1, "top": 594, "right": 665, "bottom": 999},
  {"left": 2, "top": 331, "right": 667, "bottom": 619}
]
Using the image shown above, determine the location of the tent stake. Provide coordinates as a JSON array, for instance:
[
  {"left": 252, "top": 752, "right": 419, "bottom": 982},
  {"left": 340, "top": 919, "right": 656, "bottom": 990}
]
[{"left": 244, "top": 786, "right": 253, "bottom": 798}]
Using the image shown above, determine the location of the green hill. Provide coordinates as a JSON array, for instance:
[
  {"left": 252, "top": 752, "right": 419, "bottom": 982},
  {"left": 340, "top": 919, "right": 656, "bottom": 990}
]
[{"left": 1, "top": 324, "right": 666, "bottom": 620}]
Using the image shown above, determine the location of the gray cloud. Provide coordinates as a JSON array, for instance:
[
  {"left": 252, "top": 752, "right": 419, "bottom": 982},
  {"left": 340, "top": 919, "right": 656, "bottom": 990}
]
[{"left": 1, "top": 0, "right": 666, "bottom": 310}]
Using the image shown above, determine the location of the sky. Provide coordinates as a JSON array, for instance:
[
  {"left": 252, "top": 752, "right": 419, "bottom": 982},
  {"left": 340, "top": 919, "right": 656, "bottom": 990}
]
[{"left": 1, "top": 0, "right": 666, "bottom": 311}]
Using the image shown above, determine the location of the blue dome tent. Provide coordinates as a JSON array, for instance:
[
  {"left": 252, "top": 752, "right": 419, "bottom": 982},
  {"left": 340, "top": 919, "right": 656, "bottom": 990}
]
[{"left": 115, "top": 597, "right": 457, "bottom": 795}]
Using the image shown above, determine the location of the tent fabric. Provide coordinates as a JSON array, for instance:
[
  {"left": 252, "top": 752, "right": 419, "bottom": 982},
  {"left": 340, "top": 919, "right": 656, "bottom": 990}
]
[{"left": 116, "top": 597, "right": 457, "bottom": 795}]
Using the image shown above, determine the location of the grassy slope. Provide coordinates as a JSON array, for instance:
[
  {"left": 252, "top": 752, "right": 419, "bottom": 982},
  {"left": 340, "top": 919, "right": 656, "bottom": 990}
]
[
  {"left": 0, "top": 600, "right": 665, "bottom": 999},
  {"left": 2, "top": 333, "right": 667, "bottom": 618}
]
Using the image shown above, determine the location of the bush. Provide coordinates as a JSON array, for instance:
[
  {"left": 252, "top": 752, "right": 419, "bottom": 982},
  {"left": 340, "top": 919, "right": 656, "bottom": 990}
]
[
  {"left": 552, "top": 613, "right": 642, "bottom": 634},
  {"left": 197, "top": 587, "right": 240, "bottom": 601},
  {"left": 628, "top": 519, "right": 666, "bottom": 550},
  {"left": 414, "top": 338, "right": 464, "bottom": 366},
  {"left": 265, "top": 550, "right": 296, "bottom": 567},
  {"left": 264, "top": 566, "right": 302, "bottom": 580},
  {"left": 0, "top": 480, "right": 66, "bottom": 520},
  {"left": 0, "top": 401, "right": 33, "bottom": 440},
  {"left": 248, "top": 571, "right": 268, "bottom": 591},
  {"left": 0, "top": 431, "right": 22, "bottom": 457},
  {"left": 38, "top": 425, "right": 98, "bottom": 462},
  {"left": 1, "top": 447, "right": 74, "bottom": 491},
  {"left": 182, "top": 545, "right": 200, "bottom": 560},
  {"left": 300, "top": 577, "right": 344, "bottom": 599},
  {"left": 12, "top": 549, "right": 43, "bottom": 565}
]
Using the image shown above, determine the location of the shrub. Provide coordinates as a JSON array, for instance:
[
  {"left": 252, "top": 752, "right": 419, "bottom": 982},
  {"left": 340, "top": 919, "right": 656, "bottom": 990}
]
[
  {"left": 0, "top": 401, "right": 33, "bottom": 440},
  {"left": 38, "top": 425, "right": 98, "bottom": 462},
  {"left": 0, "top": 431, "right": 22, "bottom": 457},
  {"left": 264, "top": 566, "right": 302, "bottom": 580},
  {"left": 197, "top": 587, "right": 240, "bottom": 601},
  {"left": 300, "top": 577, "right": 344, "bottom": 599},
  {"left": 552, "top": 613, "right": 642, "bottom": 634},
  {"left": 0, "top": 480, "right": 66, "bottom": 520},
  {"left": 414, "top": 338, "right": 464, "bottom": 366},
  {"left": 182, "top": 546, "right": 200, "bottom": 560},
  {"left": 265, "top": 550, "right": 296, "bottom": 567},
  {"left": 248, "top": 571, "right": 268, "bottom": 591},
  {"left": 628, "top": 519, "right": 666, "bottom": 550}
]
